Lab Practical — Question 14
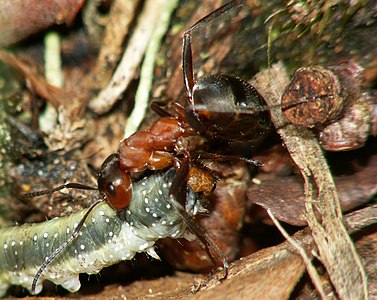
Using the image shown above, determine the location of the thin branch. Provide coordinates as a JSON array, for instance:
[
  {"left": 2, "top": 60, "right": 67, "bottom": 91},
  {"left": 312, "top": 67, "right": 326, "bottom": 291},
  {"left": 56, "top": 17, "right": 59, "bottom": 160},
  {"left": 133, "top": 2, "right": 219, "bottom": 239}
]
[
  {"left": 39, "top": 31, "right": 61, "bottom": 133},
  {"left": 267, "top": 209, "right": 327, "bottom": 299},
  {"left": 89, "top": 0, "right": 167, "bottom": 114},
  {"left": 124, "top": 0, "right": 180, "bottom": 137}
]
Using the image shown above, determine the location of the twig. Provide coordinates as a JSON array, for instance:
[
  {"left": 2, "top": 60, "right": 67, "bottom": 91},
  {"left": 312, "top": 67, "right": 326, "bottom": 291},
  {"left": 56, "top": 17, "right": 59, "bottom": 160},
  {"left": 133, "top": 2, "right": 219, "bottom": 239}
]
[
  {"left": 124, "top": 0, "right": 180, "bottom": 137},
  {"left": 39, "top": 31, "right": 61, "bottom": 133},
  {"left": 267, "top": 209, "right": 327, "bottom": 299},
  {"left": 89, "top": 0, "right": 167, "bottom": 114},
  {"left": 90, "top": 0, "right": 141, "bottom": 87}
]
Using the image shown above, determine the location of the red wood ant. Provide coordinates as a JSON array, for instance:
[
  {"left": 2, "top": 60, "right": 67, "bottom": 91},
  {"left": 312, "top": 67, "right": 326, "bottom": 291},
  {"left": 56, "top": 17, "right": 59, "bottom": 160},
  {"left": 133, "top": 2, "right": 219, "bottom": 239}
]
[
  {"left": 19, "top": 0, "right": 275, "bottom": 294},
  {"left": 98, "top": 0, "right": 272, "bottom": 276}
]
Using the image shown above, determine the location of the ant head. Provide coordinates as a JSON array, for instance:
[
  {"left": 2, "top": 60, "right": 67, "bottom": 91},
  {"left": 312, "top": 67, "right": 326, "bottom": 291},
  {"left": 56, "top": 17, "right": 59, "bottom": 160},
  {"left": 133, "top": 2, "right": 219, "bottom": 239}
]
[
  {"left": 186, "top": 75, "right": 272, "bottom": 141},
  {"left": 97, "top": 153, "right": 132, "bottom": 210}
]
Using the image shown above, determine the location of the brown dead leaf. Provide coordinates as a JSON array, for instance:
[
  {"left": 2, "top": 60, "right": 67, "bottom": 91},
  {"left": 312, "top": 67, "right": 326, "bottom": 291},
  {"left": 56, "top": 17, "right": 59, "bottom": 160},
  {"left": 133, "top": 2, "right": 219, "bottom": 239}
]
[
  {"left": 248, "top": 147, "right": 377, "bottom": 226},
  {"left": 0, "top": 50, "right": 84, "bottom": 118},
  {"left": 0, "top": 0, "right": 85, "bottom": 46}
]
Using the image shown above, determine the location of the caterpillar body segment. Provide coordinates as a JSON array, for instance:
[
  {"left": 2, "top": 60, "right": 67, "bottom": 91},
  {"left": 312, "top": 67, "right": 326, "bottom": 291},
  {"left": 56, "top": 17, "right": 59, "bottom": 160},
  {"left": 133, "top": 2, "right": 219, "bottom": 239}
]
[{"left": 0, "top": 169, "right": 199, "bottom": 296}]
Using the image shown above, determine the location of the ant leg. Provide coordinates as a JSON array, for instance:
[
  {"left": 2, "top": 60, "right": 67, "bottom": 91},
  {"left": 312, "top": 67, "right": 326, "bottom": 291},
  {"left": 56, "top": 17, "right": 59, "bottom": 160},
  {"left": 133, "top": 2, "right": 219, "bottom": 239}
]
[
  {"left": 150, "top": 100, "right": 173, "bottom": 118},
  {"left": 192, "top": 151, "right": 263, "bottom": 167},
  {"left": 182, "top": 0, "right": 246, "bottom": 104},
  {"left": 168, "top": 154, "right": 228, "bottom": 278},
  {"left": 20, "top": 183, "right": 97, "bottom": 199},
  {"left": 150, "top": 101, "right": 190, "bottom": 126},
  {"left": 182, "top": 33, "right": 194, "bottom": 100},
  {"left": 31, "top": 199, "right": 103, "bottom": 294},
  {"left": 187, "top": 0, "right": 246, "bottom": 33}
]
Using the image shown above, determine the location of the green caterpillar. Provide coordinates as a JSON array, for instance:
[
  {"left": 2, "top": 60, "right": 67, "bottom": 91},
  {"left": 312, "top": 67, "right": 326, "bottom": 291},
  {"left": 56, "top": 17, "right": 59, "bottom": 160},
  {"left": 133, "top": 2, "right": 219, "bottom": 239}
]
[{"left": 0, "top": 168, "right": 198, "bottom": 296}]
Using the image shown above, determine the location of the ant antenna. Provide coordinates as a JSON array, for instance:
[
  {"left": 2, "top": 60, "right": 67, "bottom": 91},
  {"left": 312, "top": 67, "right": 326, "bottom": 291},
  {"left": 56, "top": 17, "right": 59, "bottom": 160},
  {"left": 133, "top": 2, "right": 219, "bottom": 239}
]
[
  {"left": 187, "top": 0, "right": 245, "bottom": 34},
  {"left": 21, "top": 183, "right": 97, "bottom": 199},
  {"left": 31, "top": 199, "right": 103, "bottom": 295},
  {"left": 21, "top": 181, "right": 99, "bottom": 293}
]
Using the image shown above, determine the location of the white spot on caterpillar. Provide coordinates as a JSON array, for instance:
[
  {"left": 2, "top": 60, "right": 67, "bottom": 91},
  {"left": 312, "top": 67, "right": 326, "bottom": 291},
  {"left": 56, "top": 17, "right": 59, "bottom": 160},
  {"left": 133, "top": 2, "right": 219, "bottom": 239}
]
[
  {"left": 74, "top": 223, "right": 78, "bottom": 229},
  {"left": 172, "top": 230, "right": 181, "bottom": 238},
  {"left": 145, "top": 207, "right": 150, "bottom": 213},
  {"left": 99, "top": 210, "right": 105, "bottom": 216},
  {"left": 152, "top": 223, "right": 156, "bottom": 227},
  {"left": 54, "top": 233, "right": 58, "bottom": 238},
  {"left": 46, "top": 243, "right": 49, "bottom": 247},
  {"left": 109, "top": 231, "right": 113, "bottom": 237},
  {"left": 33, "top": 235, "right": 38, "bottom": 241},
  {"left": 80, "top": 244, "right": 85, "bottom": 250},
  {"left": 92, "top": 217, "right": 96, "bottom": 223},
  {"left": 161, "top": 221, "right": 166, "bottom": 225},
  {"left": 152, "top": 213, "right": 158, "bottom": 218},
  {"left": 43, "top": 232, "right": 48, "bottom": 238},
  {"left": 66, "top": 228, "right": 70, "bottom": 234},
  {"left": 11, "top": 241, "right": 15, "bottom": 246},
  {"left": 144, "top": 198, "right": 149, "bottom": 204},
  {"left": 14, "top": 251, "right": 17, "bottom": 255},
  {"left": 19, "top": 241, "right": 23, "bottom": 246},
  {"left": 162, "top": 183, "right": 167, "bottom": 188},
  {"left": 166, "top": 203, "right": 171, "bottom": 209},
  {"left": 142, "top": 190, "right": 147, "bottom": 196},
  {"left": 105, "top": 218, "right": 110, "bottom": 223},
  {"left": 139, "top": 242, "right": 149, "bottom": 250},
  {"left": 154, "top": 198, "right": 159, "bottom": 202},
  {"left": 127, "top": 210, "right": 131, "bottom": 215},
  {"left": 158, "top": 189, "right": 163, "bottom": 195}
]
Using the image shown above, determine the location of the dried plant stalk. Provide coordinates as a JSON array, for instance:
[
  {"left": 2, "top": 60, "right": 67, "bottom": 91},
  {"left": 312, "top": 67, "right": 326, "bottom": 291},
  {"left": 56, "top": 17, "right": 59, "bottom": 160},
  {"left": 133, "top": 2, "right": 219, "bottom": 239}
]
[
  {"left": 89, "top": 0, "right": 166, "bottom": 114},
  {"left": 267, "top": 209, "right": 327, "bottom": 299}
]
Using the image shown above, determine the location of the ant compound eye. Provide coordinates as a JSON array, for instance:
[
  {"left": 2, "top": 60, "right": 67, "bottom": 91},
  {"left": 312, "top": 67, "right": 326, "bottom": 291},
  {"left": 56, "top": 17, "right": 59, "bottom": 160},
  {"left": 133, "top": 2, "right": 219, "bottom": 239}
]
[{"left": 106, "top": 183, "right": 116, "bottom": 197}]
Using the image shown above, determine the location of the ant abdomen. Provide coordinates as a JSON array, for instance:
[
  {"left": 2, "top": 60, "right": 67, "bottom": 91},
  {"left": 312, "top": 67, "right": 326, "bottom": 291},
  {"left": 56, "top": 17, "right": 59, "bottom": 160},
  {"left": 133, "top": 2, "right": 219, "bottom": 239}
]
[{"left": 187, "top": 74, "right": 272, "bottom": 141}]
